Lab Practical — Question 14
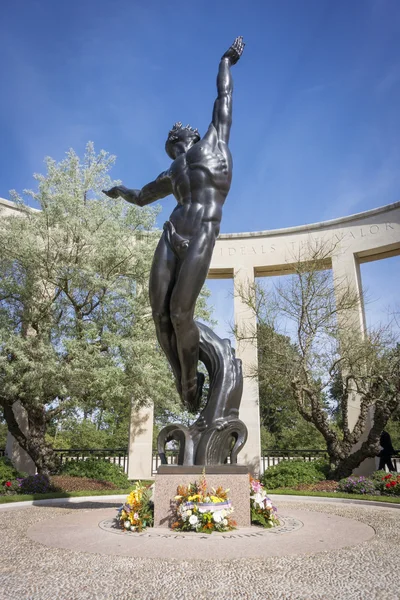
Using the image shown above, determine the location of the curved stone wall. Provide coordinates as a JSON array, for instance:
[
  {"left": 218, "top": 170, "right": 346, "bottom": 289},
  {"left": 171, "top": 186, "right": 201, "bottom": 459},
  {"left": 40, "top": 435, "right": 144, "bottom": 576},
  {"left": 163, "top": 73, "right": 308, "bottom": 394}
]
[
  {"left": 208, "top": 201, "right": 400, "bottom": 471},
  {"left": 2, "top": 197, "right": 400, "bottom": 475}
]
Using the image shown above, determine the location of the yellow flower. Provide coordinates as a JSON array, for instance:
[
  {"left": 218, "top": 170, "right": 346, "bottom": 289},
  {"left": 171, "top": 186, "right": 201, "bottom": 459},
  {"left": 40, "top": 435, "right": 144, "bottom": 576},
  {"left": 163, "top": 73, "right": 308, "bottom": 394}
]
[
  {"left": 127, "top": 489, "right": 143, "bottom": 505},
  {"left": 188, "top": 494, "right": 201, "bottom": 501},
  {"left": 210, "top": 496, "right": 222, "bottom": 503}
]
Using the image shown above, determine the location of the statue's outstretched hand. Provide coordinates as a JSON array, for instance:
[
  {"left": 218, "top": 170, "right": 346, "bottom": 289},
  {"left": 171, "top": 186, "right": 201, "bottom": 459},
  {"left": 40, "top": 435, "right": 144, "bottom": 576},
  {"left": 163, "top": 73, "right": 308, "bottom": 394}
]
[
  {"left": 103, "top": 185, "right": 140, "bottom": 205},
  {"left": 103, "top": 186, "right": 123, "bottom": 199},
  {"left": 222, "top": 36, "right": 245, "bottom": 65}
]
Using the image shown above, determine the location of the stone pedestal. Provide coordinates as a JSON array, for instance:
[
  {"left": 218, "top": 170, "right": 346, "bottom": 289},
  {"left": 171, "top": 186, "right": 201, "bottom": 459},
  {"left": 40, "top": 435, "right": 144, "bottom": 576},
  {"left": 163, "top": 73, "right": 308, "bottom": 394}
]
[{"left": 154, "top": 465, "right": 250, "bottom": 528}]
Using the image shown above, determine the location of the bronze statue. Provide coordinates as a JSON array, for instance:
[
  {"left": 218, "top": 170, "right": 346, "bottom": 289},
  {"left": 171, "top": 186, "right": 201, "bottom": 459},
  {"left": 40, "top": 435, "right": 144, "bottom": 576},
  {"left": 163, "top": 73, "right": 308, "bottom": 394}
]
[{"left": 104, "top": 37, "right": 247, "bottom": 465}]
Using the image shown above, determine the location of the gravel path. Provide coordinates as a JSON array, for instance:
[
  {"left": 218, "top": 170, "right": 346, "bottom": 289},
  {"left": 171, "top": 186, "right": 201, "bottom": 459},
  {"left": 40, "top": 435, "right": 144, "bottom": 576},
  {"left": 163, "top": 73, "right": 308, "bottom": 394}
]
[{"left": 0, "top": 500, "right": 399, "bottom": 600}]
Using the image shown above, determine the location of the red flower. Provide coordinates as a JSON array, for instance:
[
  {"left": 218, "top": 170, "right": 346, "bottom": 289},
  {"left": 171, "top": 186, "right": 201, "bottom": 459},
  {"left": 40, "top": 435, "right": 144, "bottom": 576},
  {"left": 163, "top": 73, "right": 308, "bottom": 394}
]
[
  {"left": 5, "top": 481, "right": 12, "bottom": 488},
  {"left": 386, "top": 483, "right": 391, "bottom": 488},
  {"left": 384, "top": 474, "right": 391, "bottom": 480},
  {"left": 391, "top": 481, "right": 397, "bottom": 487}
]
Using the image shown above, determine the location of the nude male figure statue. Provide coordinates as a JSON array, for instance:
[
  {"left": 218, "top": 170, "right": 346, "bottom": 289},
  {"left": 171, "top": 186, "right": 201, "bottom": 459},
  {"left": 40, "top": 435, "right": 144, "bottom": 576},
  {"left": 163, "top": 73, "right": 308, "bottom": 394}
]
[{"left": 104, "top": 37, "right": 245, "bottom": 413}]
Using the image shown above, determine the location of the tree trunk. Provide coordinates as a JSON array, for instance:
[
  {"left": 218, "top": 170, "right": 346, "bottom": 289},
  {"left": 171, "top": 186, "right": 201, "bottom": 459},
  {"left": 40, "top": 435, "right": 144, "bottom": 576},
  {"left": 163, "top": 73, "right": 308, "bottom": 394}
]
[
  {"left": 3, "top": 401, "right": 58, "bottom": 475},
  {"left": 327, "top": 444, "right": 378, "bottom": 481}
]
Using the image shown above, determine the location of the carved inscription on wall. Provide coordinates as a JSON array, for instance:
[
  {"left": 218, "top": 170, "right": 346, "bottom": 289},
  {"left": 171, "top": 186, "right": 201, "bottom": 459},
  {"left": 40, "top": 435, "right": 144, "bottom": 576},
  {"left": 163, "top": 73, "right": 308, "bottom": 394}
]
[{"left": 217, "top": 222, "right": 398, "bottom": 257}]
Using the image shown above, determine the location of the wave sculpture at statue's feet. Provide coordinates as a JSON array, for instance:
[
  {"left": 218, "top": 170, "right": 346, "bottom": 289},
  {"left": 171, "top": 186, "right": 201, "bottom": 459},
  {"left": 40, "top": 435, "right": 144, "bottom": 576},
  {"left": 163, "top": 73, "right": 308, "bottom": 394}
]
[{"left": 157, "top": 321, "right": 248, "bottom": 466}]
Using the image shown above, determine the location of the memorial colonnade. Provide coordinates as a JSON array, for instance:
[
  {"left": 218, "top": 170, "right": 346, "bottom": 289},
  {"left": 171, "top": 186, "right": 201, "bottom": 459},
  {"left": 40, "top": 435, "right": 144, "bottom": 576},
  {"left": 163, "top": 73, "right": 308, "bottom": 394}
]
[
  {"left": 1, "top": 198, "right": 400, "bottom": 477},
  {"left": 130, "top": 201, "right": 400, "bottom": 478}
]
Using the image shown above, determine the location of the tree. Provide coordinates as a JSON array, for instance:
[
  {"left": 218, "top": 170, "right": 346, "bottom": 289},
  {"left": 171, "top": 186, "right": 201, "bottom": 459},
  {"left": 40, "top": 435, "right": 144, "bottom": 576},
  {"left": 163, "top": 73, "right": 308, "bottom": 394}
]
[
  {"left": 257, "top": 323, "right": 325, "bottom": 451},
  {"left": 0, "top": 144, "right": 211, "bottom": 473},
  {"left": 236, "top": 242, "right": 400, "bottom": 479}
]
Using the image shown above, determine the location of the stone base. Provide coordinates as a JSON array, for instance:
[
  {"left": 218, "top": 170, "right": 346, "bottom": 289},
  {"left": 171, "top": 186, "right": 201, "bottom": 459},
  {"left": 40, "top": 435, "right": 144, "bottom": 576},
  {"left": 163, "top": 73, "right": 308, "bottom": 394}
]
[{"left": 153, "top": 465, "right": 250, "bottom": 528}]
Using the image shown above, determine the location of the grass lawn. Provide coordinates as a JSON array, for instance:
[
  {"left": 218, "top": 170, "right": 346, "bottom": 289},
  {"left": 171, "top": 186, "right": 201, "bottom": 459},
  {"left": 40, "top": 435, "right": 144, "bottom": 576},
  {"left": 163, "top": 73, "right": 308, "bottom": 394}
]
[
  {"left": 269, "top": 488, "right": 400, "bottom": 504},
  {"left": 1, "top": 485, "right": 399, "bottom": 505},
  {"left": 0, "top": 481, "right": 154, "bottom": 504}
]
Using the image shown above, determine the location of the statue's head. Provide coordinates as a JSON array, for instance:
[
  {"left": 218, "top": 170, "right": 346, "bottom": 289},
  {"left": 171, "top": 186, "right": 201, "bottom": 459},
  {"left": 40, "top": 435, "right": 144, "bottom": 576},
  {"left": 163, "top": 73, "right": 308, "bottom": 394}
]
[{"left": 165, "top": 122, "right": 200, "bottom": 159}]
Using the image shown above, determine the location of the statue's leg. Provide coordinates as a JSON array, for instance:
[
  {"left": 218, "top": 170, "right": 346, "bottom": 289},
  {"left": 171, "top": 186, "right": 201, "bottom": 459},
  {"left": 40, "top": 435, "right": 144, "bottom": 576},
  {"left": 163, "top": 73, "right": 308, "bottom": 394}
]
[
  {"left": 170, "top": 223, "right": 216, "bottom": 410},
  {"left": 149, "top": 235, "right": 182, "bottom": 390}
]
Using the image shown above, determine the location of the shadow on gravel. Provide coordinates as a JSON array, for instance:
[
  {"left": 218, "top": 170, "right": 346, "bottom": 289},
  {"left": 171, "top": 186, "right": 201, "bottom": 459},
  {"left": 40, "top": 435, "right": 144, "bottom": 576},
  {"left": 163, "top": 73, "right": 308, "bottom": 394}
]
[{"left": 32, "top": 500, "right": 121, "bottom": 509}]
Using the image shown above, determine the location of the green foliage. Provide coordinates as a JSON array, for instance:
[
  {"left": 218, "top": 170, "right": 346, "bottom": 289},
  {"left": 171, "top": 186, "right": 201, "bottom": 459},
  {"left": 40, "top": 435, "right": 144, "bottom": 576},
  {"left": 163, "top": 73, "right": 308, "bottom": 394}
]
[
  {"left": 0, "top": 456, "right": 25, "bottom": 481},
  {"left": 257, "top": 325, "right": 326, "bottom": 451},
  {"left": 261, "top": 459, "right": 328, "bottom": 490},
  {"left": 385, "top": 408, "right": 400, "bottom": 448},
  {"left": 0, "top": 143, "right": 213, "bottom": 471},
  {"left": 2, "top": 479, "right": 21, "bottom": 495},
  {"left": 370, "top": 470, "right": 388, "bottom": 484},
  {"left": 250, "top": 507, "right": 273, "bottom": 528},
  {"left": 58, "top": 458, "right": 129, "bottom": 487},
  {"left": 375, "top": 472, "right": 400, "bottom": 495},
  {"left": 0, "top": 421, "right": 7, "bottom": 448},
  {"left": 47, "top": 417, "right": 125, "bottom": 450},
  {"left": 337, "top": 475, "right": 377, "bottom": 495}
]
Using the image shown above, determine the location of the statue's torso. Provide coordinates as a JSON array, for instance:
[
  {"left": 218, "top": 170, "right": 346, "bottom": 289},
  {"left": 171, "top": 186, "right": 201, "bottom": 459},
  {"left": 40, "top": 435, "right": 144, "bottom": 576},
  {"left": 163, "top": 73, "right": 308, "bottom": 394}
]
[{"left": 169, "top": 139, "right": 232, "bottom": 238}]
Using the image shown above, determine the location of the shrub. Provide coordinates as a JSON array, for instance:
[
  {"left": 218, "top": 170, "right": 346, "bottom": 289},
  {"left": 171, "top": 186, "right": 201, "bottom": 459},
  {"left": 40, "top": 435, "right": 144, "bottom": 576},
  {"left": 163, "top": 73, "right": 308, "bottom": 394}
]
[
  {"left": 261, "top": 459, "right": 328, "bottom": 490},
  {"left": 58, "top": 458, "right": 129, "bottom": 488},
  {"left": 377, "top": 472, "right": 400, "bottom": 496},
  {"left": 2, "top": 478, "right": 23, "bottom": 495},
  {"left": 370, "top": 470, "right": 389, "bottom": 487},
  {"left": 0, "top": 456, "right": 25, "bottom": 482},
  {"left": 19, "top": 474, "right": 55, "bottom": 494},
  {"left": 337, "top": 476, "right": 376, "bottom": 495}
]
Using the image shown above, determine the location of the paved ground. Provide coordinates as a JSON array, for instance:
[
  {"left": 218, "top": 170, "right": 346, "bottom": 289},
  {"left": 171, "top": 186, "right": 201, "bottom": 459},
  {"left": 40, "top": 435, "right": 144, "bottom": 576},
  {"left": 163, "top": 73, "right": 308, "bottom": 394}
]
[{"left": 0, "top": 496, "right": 399, "bottom": 600}]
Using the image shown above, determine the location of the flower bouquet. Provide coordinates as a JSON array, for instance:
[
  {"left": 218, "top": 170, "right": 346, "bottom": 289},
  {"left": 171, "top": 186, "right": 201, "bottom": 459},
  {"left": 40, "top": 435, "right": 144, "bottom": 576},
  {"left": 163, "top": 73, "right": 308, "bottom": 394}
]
[
  {"left": 172, "top": 474, "right": 236, "bottom": 534},
  {"left": 250, "top": 477, "right": 279, "bottom": 528},
  {"left": 117, "top": 481, "right": 154, "bottom": 532}
]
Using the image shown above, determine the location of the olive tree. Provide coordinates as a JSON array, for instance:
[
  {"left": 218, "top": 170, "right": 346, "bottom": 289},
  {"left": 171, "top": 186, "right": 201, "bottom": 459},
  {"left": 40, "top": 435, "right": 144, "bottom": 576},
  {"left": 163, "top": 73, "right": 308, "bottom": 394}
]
[
  {"left": 0, "top": 144, "right": 210, "bottom": 473},
  {"left": 236, "top": 242, "right": 400, "bottom": 479}
]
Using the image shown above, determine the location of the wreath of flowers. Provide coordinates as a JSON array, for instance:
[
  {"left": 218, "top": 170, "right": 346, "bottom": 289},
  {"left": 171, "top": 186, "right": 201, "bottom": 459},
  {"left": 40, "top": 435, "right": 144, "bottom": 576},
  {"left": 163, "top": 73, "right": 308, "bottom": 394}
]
[
  {"left": 172, "top": 473, "right": 236, "bottom": 534},
  {"left": 117, "top": 481, "right": 154, "bottom": 532},
  {"left": 250, "top": 476, "right": 280, "bottom": 528}
]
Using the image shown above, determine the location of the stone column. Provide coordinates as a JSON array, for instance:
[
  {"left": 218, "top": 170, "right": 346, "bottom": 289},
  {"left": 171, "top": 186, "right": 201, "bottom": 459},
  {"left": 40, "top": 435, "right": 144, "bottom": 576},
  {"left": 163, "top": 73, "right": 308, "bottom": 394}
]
[
  {"left": 5, "top": 401, "right": 36, "bottom": 475},
  {"left": 233, "top": 266, "right": 261, "bottom": 475},
  {"left": 127, "top": 403, "right": 154, "bottom": 480},
  {"left": 331, "top": 251, "right": 374, "bottom": 475}
]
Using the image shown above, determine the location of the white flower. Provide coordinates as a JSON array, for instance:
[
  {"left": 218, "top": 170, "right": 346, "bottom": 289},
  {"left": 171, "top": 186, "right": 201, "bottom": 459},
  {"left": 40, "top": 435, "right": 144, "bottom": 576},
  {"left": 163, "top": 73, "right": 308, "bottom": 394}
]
[
  {"left": 186, "top": 510, "right": 192, "bottom": 517},
  {"left": 222, "top": 519, "right": 228, "bottom": 526},
  {"left": 251, "top": 492, "right": 264, "bottom": 505},
  {"left": 124, "top": 520, "right": 131, "bottom": 529},
  {"left": 134, "top": 512, "right": 139, "bottom": 519},
  {"left": 213, "top": 511, "right": 224, "bottom": 523},
  {"left": 189, "top": 515, "right": 198, "bottom": 526},
  {"left": 130, "top": 525, "right": 136, "bottom": 531},
  {"left": 265, "top": 500, "right": 272, "bottom": 509}
]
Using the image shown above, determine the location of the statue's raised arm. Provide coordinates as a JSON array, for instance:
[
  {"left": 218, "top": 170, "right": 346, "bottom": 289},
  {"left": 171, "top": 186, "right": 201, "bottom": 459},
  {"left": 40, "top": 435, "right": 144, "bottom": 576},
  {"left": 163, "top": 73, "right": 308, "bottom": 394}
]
[{"left": 211, "top": 36, "right": 245, "bottom": 144}]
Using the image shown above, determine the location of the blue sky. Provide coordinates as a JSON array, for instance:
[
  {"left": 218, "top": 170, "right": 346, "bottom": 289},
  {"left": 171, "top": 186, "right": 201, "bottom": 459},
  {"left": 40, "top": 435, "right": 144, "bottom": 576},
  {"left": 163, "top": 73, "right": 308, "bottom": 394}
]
[{"left": 1, "top": 0, "right": 399, "bottom": 338}]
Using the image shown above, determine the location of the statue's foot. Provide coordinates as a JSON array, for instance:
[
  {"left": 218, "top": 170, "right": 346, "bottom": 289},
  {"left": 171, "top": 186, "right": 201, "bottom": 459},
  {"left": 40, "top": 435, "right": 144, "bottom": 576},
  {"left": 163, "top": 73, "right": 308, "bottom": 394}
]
[{"left": 182, "top": 372, "right": 205, "bottom": 413}]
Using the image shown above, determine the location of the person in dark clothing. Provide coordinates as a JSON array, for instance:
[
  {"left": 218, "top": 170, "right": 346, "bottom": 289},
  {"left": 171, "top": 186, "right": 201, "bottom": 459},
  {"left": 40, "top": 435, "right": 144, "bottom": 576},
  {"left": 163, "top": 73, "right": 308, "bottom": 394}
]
[{"left": 378, "top": 430, "right": 397, "bottom": 472}]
